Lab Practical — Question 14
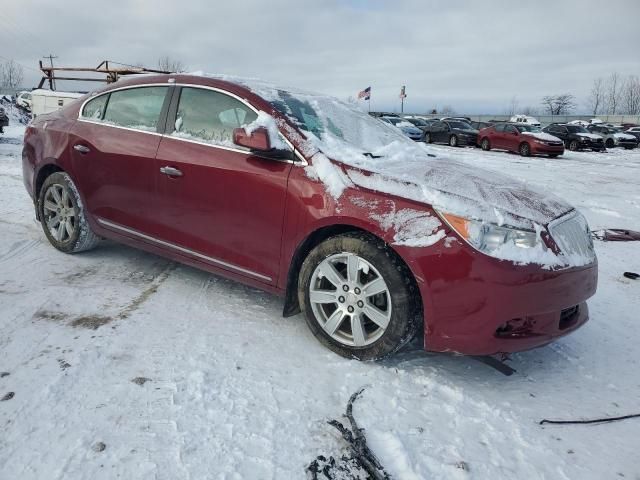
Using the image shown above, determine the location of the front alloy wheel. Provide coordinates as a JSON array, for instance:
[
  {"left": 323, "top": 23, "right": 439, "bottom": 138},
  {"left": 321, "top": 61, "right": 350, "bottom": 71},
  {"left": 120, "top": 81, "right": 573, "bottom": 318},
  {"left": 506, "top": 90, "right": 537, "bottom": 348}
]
[
  {"left": 519, "top": 142, "right": 531, "bottom": 157},
  {"left": 298, "top": 232, "right": 421, "bottom": 360},
  {"left": 309, "top": 253, "right": 391, "bottom": 348},
  {"left": 449, "top": 135, "right": 458, "bottom": 147}
]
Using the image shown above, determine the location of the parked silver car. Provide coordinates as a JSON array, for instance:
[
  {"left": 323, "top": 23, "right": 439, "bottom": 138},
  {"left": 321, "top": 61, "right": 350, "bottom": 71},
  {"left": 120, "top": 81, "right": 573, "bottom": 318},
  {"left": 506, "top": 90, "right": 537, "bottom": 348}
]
[{"left": 587, "top": 125, "right": 637, "bottom": 149}]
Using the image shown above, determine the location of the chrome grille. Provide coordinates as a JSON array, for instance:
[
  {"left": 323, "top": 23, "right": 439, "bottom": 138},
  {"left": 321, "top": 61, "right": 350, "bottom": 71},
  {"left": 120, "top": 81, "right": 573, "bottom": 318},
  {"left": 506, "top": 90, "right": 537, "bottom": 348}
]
[{"left": 549, "top": 211, "right": 596, "bottom": 263}]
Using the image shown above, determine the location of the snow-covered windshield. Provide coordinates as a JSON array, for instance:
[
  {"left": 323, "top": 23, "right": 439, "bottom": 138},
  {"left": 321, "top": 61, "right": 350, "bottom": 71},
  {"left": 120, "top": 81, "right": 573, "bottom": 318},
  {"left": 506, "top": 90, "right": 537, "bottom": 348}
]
[
  {"left": 268, "top": 91, "right": 412, "bottom": 153},
  {"left": 515, "top": 124, "right": 541, "bottom": 133}
]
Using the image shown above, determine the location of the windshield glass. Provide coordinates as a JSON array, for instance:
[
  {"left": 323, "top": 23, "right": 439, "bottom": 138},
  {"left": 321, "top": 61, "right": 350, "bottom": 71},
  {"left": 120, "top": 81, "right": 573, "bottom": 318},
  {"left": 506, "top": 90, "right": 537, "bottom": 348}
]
[
  {"left": 566, "top": 125, "right": 588, "bottom": 133},
  {"left": 515, "top": 125, "right": 542, "bottom": 133},
  {"left": 269, "top": 91, "right": 413, "bottom": 153},
  {"left": 447, "top": 121, "right": 473, "bottom": 130},
  {"left": 406, "top": 118, "right": 427, "bottom": 126}
]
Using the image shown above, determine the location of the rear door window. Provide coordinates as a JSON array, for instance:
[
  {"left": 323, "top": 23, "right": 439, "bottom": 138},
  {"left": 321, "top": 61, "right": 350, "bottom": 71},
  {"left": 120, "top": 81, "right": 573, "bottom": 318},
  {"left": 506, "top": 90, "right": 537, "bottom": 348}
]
[
  {"left": 102, "top": 86, "right": 169, "bottom": 132},
  {"left": 494, "top": 124, "right": 505, "bottom": 132},
  {"left": 171, "top": 87, "right": 258, "bottom": 148}
]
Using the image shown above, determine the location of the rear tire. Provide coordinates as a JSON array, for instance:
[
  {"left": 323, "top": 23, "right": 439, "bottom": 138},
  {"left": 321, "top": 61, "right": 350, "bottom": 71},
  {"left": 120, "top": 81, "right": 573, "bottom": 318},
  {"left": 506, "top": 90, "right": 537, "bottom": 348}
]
[
  {"left": 519, "top": 142, "right": 531, "bottom": 157},
  {"left": 481, "top": 138, "right": 491, "bottom": 151},
  {"left": 449, "top": 135, "right": 458, "bottom": 147},
  {"left": 425, "top": 132, "right": 432, "bottom": 143},
  {"left": 38, "top": 172, "right": 100, "bottom": 253},
  {"left": 568, "top": 140, "right": 579, "bottom": 151},
  {"left": 298, "top": 232, "right": 422, "bottom": 361},
  {"left": 605, "top": 139, "right": 615, "bottom": 148}
]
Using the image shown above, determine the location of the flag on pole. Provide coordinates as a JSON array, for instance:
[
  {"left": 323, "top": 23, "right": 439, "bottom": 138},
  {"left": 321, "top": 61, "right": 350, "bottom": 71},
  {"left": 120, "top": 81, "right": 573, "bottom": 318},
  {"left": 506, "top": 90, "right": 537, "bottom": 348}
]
[
  {"left": 358, "top": 86, "right": 371, "bottom": 100},
  {"left": 399, "top": 85, "right": 407, "bottom": 99}
]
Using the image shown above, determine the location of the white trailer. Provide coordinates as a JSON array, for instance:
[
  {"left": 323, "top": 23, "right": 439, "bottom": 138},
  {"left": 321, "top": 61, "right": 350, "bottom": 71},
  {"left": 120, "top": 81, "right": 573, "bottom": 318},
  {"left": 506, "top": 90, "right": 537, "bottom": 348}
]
[{"left": 30, "top": 89, "right": 84, "bottom": 118}]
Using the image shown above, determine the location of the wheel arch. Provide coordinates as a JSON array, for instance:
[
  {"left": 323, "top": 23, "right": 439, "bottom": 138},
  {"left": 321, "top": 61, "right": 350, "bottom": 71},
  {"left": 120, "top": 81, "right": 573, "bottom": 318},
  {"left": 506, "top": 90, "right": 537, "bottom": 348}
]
[
  {"left": 34, "top": 163, "right": 65, "bottom": 217},
  {"left": 282, "top": 223, "right": 422, "bottom": 320}
]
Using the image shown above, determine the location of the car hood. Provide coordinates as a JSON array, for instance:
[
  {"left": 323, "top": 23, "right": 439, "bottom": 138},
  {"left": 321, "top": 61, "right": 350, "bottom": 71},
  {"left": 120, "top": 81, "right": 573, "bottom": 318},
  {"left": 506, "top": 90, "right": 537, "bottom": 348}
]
[
  {"left": 453, "top": 128, "right": 479, "bottom": 135},
  {"left": 614, "top": 132, "right": 636, "bottom": 140},
  {"left": 344, "top": 154, "right": 573, "bottom": 228},
  {"left": 577, "top": 133, "right": 603, "bottom": 140}
]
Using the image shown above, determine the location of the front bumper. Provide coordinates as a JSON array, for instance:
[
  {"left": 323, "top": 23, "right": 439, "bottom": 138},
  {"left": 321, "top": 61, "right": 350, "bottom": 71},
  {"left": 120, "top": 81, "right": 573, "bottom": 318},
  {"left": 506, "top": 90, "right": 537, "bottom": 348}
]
[
  {"left": 399, "top": 238, "right": 598, "bottom": 356},
  {"left": 530, "top": 142, "right": 564, "bottom": 155}
]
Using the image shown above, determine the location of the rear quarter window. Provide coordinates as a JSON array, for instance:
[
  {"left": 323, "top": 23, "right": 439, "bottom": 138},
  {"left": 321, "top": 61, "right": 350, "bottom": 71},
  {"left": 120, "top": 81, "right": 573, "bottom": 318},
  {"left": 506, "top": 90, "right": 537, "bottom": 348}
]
[{"left": 81, "top": 94, "right": 109, "bottom": 120}]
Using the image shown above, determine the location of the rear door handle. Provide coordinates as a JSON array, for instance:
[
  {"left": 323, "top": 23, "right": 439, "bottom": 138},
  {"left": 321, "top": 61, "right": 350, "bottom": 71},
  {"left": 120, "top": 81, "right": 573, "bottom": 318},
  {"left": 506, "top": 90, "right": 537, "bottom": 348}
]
[
  {"left": 160, "top": 166, "right": 183, "bottom": 177},
  {"left": 73, "top": 144, "right": 91, "bottom": 154}
]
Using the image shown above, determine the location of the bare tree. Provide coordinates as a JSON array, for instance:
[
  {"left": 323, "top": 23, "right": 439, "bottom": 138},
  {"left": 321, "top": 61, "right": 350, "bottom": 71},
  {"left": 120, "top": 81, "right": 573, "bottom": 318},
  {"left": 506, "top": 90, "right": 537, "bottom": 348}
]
[
  {"left": 605, "top": 72, "right": 622, "bottom": 114},
  {"left": 0, "top": 59, "right": 24, "bottom": 89},
  {"left": 541, "top": 94, "right": 576, "bottom": 115},
  {"left": 586, "top": 78, "right": 605, "bottom": 115},
  {"left": 506, "top": 95, "right": 519, "bottom": 116},
  {"left": 157, "top": 55, "right": 187, "bottom": 73},
  {"left": 521, "top": 105, "right": 538, "bottom": 116},
  {"left": 623, "top": 75, "right": 640, "bottom": 115}
]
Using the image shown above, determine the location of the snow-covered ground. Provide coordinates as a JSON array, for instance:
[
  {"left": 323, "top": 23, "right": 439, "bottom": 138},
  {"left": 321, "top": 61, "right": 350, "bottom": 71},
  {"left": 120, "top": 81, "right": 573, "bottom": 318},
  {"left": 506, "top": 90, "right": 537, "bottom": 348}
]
[{"left": 1, "top": 118, "right": 639, "bottom": 479}]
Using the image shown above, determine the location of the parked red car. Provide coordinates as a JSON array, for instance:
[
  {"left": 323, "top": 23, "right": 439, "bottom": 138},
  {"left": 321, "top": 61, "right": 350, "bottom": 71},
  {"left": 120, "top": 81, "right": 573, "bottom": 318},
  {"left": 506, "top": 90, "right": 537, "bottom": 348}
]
[
  {"left": 22, "top": 74, "right": 597, "bottom": 360},
  {"left": 479, "top": 122, "right": 565, "bottom": 157}
]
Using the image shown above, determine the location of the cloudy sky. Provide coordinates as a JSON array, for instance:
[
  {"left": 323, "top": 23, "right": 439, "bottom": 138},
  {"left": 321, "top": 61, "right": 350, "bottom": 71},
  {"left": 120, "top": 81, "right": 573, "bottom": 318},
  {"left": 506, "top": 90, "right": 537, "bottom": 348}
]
[{"left": 2, "top": 0, "right": 639, "bottom": 113}]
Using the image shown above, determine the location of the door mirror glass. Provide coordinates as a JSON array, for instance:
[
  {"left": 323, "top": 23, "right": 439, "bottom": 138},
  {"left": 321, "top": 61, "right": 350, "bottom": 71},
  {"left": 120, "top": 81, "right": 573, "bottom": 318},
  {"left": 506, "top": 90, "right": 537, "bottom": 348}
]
[{"left": 233, "top": 127, "right": 271, "bottom": 151}]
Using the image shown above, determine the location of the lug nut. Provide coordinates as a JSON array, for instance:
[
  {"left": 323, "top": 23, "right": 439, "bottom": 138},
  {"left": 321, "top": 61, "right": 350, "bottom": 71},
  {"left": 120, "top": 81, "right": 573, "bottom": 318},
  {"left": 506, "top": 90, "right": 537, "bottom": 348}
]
[
  {"left": 354, "top": 287, "right": 361, "bottom": 295},
  {"left": 347, "top": 306, "right": 354, "bottom": 313},
  {"left": 342, "top": 285, "right": 349, "bottom": 292},
  {"left": 357, "top": 301, "right": 364, "bottom": 308},
  {"left": 338, "top": 296, "right": 345, "bottom": 303}
]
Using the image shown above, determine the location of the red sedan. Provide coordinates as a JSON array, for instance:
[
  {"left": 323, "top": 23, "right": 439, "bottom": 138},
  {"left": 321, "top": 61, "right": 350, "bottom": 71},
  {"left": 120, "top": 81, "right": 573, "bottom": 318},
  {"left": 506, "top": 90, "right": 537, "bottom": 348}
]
[
  {"left": 22, "top": 74, "right": 597, "bottom": 360},
  {"left": 479, "top": 122, "right": 565, "bottom": 157}
]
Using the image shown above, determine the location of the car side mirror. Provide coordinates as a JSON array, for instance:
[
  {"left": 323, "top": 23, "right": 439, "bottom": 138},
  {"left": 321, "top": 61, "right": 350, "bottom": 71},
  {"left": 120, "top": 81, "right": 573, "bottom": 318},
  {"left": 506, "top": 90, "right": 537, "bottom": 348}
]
[{"left": 233, "top": 127, "right": 271, "bottom": 151}]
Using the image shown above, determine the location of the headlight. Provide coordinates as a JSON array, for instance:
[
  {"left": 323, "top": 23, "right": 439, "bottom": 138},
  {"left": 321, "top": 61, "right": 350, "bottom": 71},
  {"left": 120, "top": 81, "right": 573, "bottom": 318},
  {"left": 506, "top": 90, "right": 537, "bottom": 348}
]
[{"left": 439, "top": 212, "right": 543, "bottom": 256}]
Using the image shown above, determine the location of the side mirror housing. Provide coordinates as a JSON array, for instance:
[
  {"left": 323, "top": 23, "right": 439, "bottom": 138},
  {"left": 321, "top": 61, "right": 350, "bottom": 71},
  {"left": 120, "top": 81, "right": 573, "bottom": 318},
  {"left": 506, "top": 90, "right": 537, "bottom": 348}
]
[{"left": 233, "top": 127, "right": 271, "bottom": 151}]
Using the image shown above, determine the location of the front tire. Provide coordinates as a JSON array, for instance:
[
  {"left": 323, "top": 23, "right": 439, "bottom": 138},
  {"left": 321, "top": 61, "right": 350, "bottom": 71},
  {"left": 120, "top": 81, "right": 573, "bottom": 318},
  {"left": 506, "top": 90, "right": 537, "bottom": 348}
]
[
  {"left": 568, "top": 140, "right": 579, "bottom": 151},
  {"left": 425, "top": 132, "right": 432, "bottom": 143},
  {"left": 519, "top": 142, "right": 531, "bottom": 157},
  {"left": 449, "top": 135, "right": 458, "bottom": 147},
  {"left": 38, "top": 172, "right": 100, "bottom": 253},
  {"left": 481, "top": 138, "right": 491, "bottom": 151},
  {"left": 298, "top": 232, "right": 422, "bottom": 361}
]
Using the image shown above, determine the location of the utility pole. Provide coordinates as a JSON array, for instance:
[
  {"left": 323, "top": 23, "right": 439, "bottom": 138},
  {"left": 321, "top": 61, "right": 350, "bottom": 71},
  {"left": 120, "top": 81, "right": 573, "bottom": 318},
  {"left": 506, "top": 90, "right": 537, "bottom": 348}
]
[
  {"left": 43, "top": 54, "right": 58, "bottom": 90},
  {"left": 400, "top": 85, "right": 407, "bottom": 114}
]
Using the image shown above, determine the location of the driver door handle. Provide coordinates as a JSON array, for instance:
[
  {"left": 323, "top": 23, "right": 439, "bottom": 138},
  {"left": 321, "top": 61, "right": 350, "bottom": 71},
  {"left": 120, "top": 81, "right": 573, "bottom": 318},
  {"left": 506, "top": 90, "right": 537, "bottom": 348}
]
[
  {"left": 160, "top": 166, "right": 183, "bottom": 177},
  {"left": 73, "top": 144, "right": 91, "bottom": 154}
]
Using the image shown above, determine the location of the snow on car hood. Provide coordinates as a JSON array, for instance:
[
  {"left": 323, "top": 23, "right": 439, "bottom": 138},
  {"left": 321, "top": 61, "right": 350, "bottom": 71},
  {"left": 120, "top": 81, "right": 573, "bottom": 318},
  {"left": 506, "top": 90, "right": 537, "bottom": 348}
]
[
  {"left": 522, "top": 131, "right": 562, "bottom": 142},
  {"left": 614, "top": 132, "right": 636, "bottom": 140},
  {"left": 577, "top": 133, "right": 603, "bottom": 140},
  {"left": 342, "top": 146, "right": 573, "bottom": 228}
]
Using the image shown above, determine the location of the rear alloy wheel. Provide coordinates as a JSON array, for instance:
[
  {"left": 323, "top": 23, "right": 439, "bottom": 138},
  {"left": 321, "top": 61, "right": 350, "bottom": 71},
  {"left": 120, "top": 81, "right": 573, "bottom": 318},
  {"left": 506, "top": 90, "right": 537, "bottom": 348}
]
[
  {"left": 481, "top": 138, "right": 491, "bottom": 151},
  {"left": 449, "top": 135, "right": 458, "bottom": 147},
  {"left": 425, "top": 132, "right": 432, "bottom": 143},
  {"left": 519, "top": 142, "right": 531, "bottom": 157},
  {"left": 39, "top": 172, "right": 100, "bottom": 253},
  {"left": 298, "top": 232, "right": 421, "bottom": 361},
  {"left": 569, "top": 140, "right": 579, "bottom": 151}
]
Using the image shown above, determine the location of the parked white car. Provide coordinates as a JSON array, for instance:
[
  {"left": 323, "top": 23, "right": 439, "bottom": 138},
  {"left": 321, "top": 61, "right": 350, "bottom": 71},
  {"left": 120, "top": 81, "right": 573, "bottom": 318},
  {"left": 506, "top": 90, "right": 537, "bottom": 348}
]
[
  {"left": 509, "top": 115, "right": 541, "bottom": 127},
  {"left": 568, "top": 119, "right": 590, "bottom": 127},
  {"left": 16, "top": 91, "right": 33, "bottom": 111}
]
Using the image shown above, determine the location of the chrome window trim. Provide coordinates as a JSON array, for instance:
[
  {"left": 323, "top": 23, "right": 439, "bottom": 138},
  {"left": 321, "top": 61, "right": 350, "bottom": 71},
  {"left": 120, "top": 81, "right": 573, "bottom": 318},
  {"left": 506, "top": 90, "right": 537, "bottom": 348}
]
[
  {"left": 77, "top": 82, "right": 308, "bottom": 165},
  {"left": 96, "top": 217, "right": 272, "bottom": 282}
]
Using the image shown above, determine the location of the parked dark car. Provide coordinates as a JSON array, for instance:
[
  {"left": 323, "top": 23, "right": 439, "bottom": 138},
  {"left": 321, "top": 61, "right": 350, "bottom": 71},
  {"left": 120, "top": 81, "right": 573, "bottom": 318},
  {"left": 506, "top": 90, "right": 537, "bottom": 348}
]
[
  {"left": 543, "top": 123, "right": 605, "bottom": 152},
  {"left": 479, "top": 123, "right": 564, "bottom": 157},
  {"left": 0, "top": 105, "right": 8, "bottom": 133},
  {"left": 587, "top": 125, "right": 638, "bottom": 149},
  {"left": 22, "top": 74, "right": 597, "bottom": 360},
  {"left": 424, "top": 119, "right": 478, "bottom": 147},
  {"left": 623, "top": 126, "right": 640, "bottom": 142}
]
